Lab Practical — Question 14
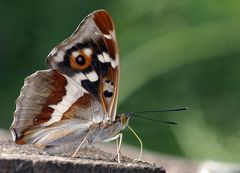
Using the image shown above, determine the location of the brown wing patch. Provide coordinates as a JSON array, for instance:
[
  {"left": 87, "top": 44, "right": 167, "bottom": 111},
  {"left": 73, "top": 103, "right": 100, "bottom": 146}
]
[
  {"left": 16, "top": 138, "right": 26, "bottom": 144},
  {"left": 94, "top": 11, "right": 117, "bottom": 60},
  {"left": 11, "top": 70, "right": 69, "bottom": 143},
  {"left": 62, "top": 93, "right": 91, "bottom": 120},
  {"left": 36, "top": 70, "right": 67, "bottom": 125},
  {"left": 44, "top": 71, "right": 67, "bottom": 104},
  {"left": 33, "top": 113, "right": 52, "bottom": 125},
  {"left": 94, "top": 10, "right": 114, "bottom": 34},
  {"left": 104, "top": 34, "right": 117, "bottom": 60}
]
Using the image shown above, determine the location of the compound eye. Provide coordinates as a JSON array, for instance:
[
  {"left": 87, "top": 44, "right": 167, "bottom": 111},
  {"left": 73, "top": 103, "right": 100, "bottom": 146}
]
[{"left": 76, "top": 55, "right": 86, "bottom": 66}]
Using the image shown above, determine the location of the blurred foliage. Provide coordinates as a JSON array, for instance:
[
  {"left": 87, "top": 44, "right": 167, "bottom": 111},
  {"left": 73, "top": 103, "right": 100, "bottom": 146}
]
[{"left": 0, "top": 0, "right": 239, "bottom": 164}]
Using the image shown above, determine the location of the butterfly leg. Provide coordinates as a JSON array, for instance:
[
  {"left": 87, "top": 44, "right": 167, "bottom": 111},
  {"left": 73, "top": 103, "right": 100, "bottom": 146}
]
[
  {"left": 116, "top": 135, "right": 122, "bottom": 157},
  {"left": 103, "top": 133, "right": 123, "bottom": 163},
  {"left": 116, "top": 133, "right": 123, "bottom": 163},
  {"left": 71, "top": 136, "right": 88, "bottom": 158}
]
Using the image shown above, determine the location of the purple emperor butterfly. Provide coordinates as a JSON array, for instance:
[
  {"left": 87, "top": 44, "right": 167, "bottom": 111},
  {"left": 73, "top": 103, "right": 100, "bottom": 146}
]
[{"left": 10, "top": 10, "right": 140, "bottom": 163}]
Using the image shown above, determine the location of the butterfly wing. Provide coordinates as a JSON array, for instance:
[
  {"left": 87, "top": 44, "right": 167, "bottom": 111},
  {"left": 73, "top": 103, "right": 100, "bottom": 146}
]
[
  {"left": 10, "top": 69, "right": 104, "bottom": 147},
  {"left": 47, "top": 10, "right": 120, "bottom": 120},
  {"left": 11, "top": 10, "right": 120, "bottom": 154}
]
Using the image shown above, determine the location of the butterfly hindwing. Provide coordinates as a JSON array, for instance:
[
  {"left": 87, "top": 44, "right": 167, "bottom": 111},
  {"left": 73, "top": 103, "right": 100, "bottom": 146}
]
[
  {"left": 47, "top": 10, "right": 120, "bottom": 120},
  {"left": 11, "top": 69, "right": 104, "bottom": 146}
]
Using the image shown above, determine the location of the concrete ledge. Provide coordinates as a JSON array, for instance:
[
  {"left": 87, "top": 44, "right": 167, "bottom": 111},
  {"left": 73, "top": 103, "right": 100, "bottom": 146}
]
[{"left": 0, "top": 141, "right": 165, "bottom": 173}]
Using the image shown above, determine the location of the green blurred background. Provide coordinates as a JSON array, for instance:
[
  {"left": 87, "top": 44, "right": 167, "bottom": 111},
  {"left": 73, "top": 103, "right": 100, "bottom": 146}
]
[{"left": 0, "top": 0, "right": 239, "bottom": 164}]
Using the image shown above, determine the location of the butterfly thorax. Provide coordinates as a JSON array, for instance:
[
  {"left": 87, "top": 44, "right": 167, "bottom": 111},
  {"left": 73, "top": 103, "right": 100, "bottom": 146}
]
[{"left": 87, "top": 114, "right": 129, "bottom": 144}]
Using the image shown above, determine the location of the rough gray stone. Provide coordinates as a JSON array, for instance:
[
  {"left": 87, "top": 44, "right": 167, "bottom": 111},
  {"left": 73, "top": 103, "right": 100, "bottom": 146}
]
[{"left": 0, "top": 141, "right": 165, "bottom": 173}]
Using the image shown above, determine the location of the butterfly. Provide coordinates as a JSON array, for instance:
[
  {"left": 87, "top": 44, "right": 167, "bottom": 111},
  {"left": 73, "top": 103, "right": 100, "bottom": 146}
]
[{"left": 10, "top": 10, "right": 142, "bottom": 163}]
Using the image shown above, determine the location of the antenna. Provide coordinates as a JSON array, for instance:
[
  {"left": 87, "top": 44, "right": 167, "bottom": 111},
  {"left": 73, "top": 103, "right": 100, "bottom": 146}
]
[
  {"left": 126, "top": 106, "right": 188, "bottom": 125},
  {"left": 131, "top": 114, "right": 177, "bottom": 125},
  {"left": 131, "top": 107, "right": 188, "bottom": 114},
  {"left": 127, "top": 125, "right": 143, "bottom": 162}
]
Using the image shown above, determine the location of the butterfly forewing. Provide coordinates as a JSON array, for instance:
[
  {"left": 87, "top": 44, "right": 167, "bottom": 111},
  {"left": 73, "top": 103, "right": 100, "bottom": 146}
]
[{"left": 47, "top": 10, "right": 120, "bottom": 120}]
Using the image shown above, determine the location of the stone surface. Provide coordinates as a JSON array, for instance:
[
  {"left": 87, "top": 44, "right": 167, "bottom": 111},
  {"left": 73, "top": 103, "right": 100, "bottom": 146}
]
[{"left": 0, "top": 141, "right": 165, "bottom": 173}]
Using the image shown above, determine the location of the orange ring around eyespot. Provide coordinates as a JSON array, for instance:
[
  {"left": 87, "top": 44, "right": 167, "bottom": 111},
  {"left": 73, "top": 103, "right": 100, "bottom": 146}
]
[{"left": 69, "top": 50, "right": 92, "bottom": 71}]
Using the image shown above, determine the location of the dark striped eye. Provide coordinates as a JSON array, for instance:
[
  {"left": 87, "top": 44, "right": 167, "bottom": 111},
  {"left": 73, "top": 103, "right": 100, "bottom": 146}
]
[{"left": 76, "top": 55, "right": 86, "bottom": 65}]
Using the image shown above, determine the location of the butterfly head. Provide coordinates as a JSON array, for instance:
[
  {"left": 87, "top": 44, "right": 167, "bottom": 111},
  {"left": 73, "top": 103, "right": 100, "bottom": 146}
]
[{"left": 115, "top": 113, "right": 131, "bottom": 129}]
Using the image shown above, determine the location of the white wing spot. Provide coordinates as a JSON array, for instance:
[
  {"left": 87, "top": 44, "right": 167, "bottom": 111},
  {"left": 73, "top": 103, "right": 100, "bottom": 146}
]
[
  {"left": 72, "top": 73, "right": 87, "bottom": 85},
  {"left": 110, "top": 31, "right": 117, "bottom": 41},
  {"left": 103, "top": 34, "right": 112, "bottom": 39},
  {"left": 72, "top": 51, "right": 80, "bottom": 58},
  {"left": 97, "top": 52, "right": 119, "bottom": 68},
  {"left": 103, "top": 52, "right": 111, "bottom": 62},
  {"left": 83, "top": 48, "right": 92, "bottom": 56},
  {"left": 111, "top": 61, "right": 116, "bottom": 68},
  {"left": 86, "top": 71, "right": 99, "bottom": 82},
  {"left": 98, "top": 54, "right": 105, "bottom": 63}
]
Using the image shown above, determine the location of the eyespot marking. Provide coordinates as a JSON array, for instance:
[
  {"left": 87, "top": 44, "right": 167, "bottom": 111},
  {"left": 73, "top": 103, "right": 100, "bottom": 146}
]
[
  {"left": 69, "top": 47, "right": 92, "bottom": 71},
  {"left": 76, "top": 55, "right": 86, "bottom": 65}
]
